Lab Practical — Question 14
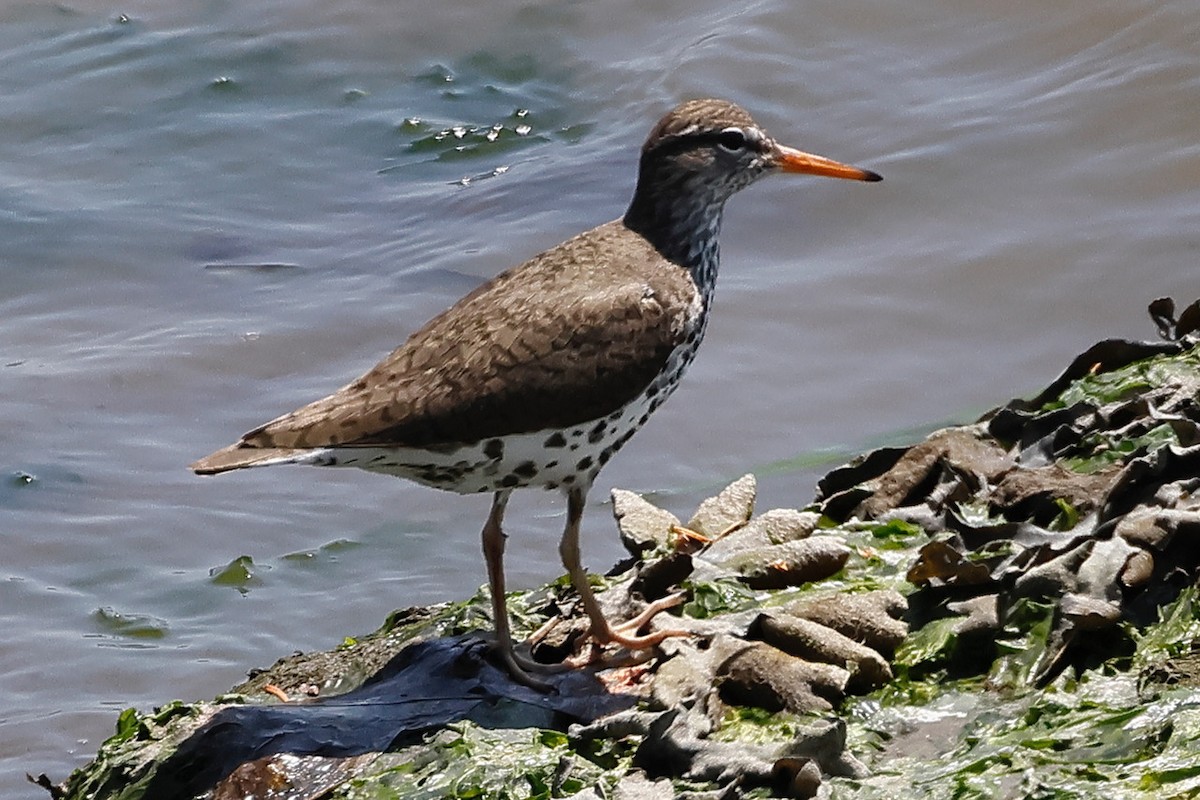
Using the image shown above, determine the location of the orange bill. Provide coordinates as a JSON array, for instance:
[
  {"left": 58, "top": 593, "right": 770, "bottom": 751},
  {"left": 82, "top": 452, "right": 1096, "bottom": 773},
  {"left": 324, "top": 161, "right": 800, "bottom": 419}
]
[{"left": 777, "top": 144, "right": 882, "bottom": 182}]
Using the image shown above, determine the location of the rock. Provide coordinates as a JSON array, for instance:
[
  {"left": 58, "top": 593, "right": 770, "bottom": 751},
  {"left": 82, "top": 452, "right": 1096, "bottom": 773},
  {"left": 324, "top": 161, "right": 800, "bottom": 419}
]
[
  {"left": 1076, "top": 536, "right": 1137, "bottom": 601},
  {"left": 755, "top": 613, "right": 893, "bottom": 691},
  {"left": 612, "top": 488, "right": 681, "bottom": 555},
  {"left": 784, "top": 590, "right": 909, "bottom": 656},
  {"left": 716, "top": 537, "right": 851, "bottom": 590},
  {"left": 1012, "top": 540, "right": 1095, "bottom": 599},
  {"left": 700, "top": 509, "right": 820, "bottom": 562},
  {"left": 716, "top": 643, "right": 849, "bottom": 713},
  {"left": 1119, "top": 547, "right": 1155, "bottom": 588},
  {"left": 650, "top": 642, "right": 714, "bottom": 711},
  {"left": 855, "top": 429, "right": 1015, "bottom": 519},
  {"left": 687, "top": 474, "right": 756, "bottom": 537},
  {"left": 946, "top": 594, "right": 1000, "bottom": 637}
]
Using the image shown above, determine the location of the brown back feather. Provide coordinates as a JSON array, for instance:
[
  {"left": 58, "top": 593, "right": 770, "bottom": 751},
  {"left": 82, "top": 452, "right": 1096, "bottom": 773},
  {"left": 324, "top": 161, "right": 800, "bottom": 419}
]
[{"left": 231, "top": 220, "right": 699, "bottom": 451}]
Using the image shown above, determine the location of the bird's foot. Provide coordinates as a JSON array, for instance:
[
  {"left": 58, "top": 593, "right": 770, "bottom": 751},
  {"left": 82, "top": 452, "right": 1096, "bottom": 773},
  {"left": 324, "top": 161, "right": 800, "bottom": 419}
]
[
  {"left": 490, "top": 638, "right": 566, "bottom": 692},
  {"left": 561, "top": 591, "right": 690, "bottom": 669}
]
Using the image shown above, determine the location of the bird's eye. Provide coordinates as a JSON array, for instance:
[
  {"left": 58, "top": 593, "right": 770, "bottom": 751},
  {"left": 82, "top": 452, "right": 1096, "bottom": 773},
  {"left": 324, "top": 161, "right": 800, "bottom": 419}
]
[{"left": 716, "top": 128, "right": 747, "bottom": 152}]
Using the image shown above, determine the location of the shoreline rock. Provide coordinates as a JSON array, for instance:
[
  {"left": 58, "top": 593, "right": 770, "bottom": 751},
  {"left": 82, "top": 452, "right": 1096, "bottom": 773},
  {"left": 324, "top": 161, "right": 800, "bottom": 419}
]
[{"left": 39, "top": 297, "right": 1200, "bottom": 799}]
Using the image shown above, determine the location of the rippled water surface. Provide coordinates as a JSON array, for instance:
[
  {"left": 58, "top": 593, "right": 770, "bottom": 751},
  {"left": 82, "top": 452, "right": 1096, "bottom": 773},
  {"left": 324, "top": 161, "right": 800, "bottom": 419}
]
[{"left": 3, "top": 0, "right": 1198, "bottom": 791}]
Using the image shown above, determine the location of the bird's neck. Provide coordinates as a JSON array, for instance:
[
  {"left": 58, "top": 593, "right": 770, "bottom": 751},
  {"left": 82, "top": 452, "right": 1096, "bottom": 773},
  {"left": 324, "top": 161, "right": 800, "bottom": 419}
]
[{"left": 623, "top": 192, "right": 724, "bottom": 291}]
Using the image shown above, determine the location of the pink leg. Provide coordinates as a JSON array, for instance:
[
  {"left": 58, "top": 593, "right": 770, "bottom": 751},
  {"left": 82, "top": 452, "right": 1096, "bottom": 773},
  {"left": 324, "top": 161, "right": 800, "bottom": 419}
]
[
  {"left": 560, "top": 486, "right": 688, "bottom": 652},
  {"left": 480, "top": 490, "right": 555, "bottom": 690}
]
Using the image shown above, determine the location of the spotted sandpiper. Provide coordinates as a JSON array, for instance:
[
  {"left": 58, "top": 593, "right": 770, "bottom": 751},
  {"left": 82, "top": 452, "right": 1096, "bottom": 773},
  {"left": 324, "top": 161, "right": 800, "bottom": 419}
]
[{"left": 191, "top": 98, "right": 880, "bottom": 687}]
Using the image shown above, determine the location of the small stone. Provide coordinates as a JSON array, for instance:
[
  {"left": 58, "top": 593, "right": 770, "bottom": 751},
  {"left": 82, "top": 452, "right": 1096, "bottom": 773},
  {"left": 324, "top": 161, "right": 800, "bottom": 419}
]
[
  {"left": 649, "top": 642, "right": 712, "bottom": 710},
  {"left": 1059, "top": 593, "right": 1121, "bottom": 630},
  {"left": 611, "top": 489, "right": 680, "bottom": 555},
  {"left": 1119, "top": 547, "right": 1154, "bottom": 589},
  {"left": 773, "top": 757, "right": 822, "bottom": 800},
  {"left": 784, "top": 590, "right": 908, "bottom": 655},
  {"left": 755, "top": 613, "right": 893, "bottom": 692},
  {"left": 945, "top": 594, "right": 1001, "bottom": 637},
  {"left": 687, "top": 474, "right": 756, "bottom": 537},
  {"left": 748, "top": 508, "right": 821, "bottom": 544},
  {"left": 722, "top": 537, "right": 851, "bottom": 590},
  {"left": 700, "top": 508, "right": 822, "bottom": 569},
  {"left": 717, "top": 642, "right": 848, "bottom": 713}
]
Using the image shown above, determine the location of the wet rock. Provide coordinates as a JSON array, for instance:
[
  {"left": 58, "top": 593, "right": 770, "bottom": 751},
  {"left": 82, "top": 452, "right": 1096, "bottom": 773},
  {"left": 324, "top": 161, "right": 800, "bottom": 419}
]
[
  {"left": 1012, "top": 540, "right": 1096, "bottom": 599},
  {"left": 1114, "top": 507, "right": 1200, "bottom": 550},
  {"left": 1119, "top": 547, "right": 1155, "bottom": 588},
  {"left": 773, "top": 758, "right": 822, "bottom": 799},
  {"left": 1076, "top": 536, "right": 1137, "bottom": 600},
  {"left": 1059, "top": 593, "right": 1122, "bottom": 630},
  {"left": 946, "top": 594, "right": 1000, "bottom": 636},
  {"left": 612, "top": 488, "right": 681, "bottom": 555},
  {"left": 649, "top": 641, "right": 714, "bottom": 710},
  {"left": 991, "top": 464, "right": 1118, "bottom": 525},
  {"left": 686, "top": 474, "right": 756, "bottom": 537},
  {"left": 716, "top": 642, "right": 849, "bottom": 713},
  {"left": 784, "top": 590, "right": 909, "bottom": 656},
  {"left": 854, "top": 429, "right": 1015, "bottom": 519},
  {"left": 755, "top": 613, "right": 893, "bottom": 691},
  {"left": 711, "top": 536, "right": 851, "bottom": 590}
]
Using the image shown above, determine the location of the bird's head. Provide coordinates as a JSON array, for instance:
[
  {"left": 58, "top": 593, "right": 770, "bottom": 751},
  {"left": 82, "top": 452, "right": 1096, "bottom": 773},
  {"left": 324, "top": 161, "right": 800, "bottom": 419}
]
[
  {"left": 636, "top": 98, "right": 881, "bottom": 203},
  {"left": 623, "top": 98, "right": 880, "bottom": 272}
]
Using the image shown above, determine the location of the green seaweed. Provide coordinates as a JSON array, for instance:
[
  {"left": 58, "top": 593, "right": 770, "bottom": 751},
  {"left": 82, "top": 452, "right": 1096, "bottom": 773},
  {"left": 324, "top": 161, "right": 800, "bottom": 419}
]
[
  {"left": 1063, "top": 423, "right": 1179, "bottom": 474},
  {"left": 681, "top": 577, "right": 760, "bottom": 619},
  {"left": 331, "top": 721, "right": 616, "bottom": 799}
]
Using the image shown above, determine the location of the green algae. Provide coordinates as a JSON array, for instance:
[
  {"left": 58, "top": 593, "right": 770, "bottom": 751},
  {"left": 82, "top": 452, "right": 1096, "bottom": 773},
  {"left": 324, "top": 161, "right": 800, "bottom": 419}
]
[{"left": 332, "top": 723, "right": 617, "bottom": 800}]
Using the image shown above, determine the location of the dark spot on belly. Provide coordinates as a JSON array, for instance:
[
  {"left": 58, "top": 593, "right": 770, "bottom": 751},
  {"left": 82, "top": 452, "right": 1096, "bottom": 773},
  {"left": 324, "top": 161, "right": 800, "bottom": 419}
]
[
  {"left": 500, "top": 474, "right": 521, "bottom": 488},
  {"left": 588, "top": 422, "right": 607, "bottom": 444},
  {"left": 484, "top": 438, "right": 504, "bottom": 460},
  {"left": 513, "top": 460, "right": 538, "bottom": 479},
  {"left": 562, "top": 475, "right": 576, "bottom": 485},
  {"left": 638, "top": 413, "right": 650, "bottom": 427},
  {"left": 576, "top": 456, "right": 593, "bottom": 470},
  {"left": 598, "top": 447, "right": 614, "bottom": 466},
  {"left": 545, "top": 460, "right": 558, "bottom": 469},
  {"left": 544, "top": 432, "right": 567, "bottom": 448}
]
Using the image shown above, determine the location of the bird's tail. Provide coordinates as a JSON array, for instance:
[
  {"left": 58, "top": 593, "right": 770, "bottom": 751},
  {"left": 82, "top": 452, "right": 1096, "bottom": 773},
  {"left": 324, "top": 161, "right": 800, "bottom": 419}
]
[{"left": 190, "top": 444, "right": 317, "bottom": 475}]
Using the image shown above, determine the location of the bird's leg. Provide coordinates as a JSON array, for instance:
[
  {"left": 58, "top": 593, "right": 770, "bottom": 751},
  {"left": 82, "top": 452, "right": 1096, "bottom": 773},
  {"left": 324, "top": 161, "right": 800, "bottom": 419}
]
[
  {"left": 560, "top": 487, "right": 688, "bottom": 653},
  {"left": 480, "top": 490, "right": 556, "bottom": 689}
]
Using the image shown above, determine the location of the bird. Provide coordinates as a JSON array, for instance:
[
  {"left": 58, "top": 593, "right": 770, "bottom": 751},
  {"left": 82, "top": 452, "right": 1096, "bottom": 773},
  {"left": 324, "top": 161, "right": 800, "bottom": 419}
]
[{"left": 191, "top": 98, "right": 881, "bottom": 688}]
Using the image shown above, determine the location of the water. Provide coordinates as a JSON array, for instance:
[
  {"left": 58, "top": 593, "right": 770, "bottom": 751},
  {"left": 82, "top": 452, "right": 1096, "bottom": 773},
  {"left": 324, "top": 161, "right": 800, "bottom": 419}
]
[{"left": 2, "top": 0, "right": 1197, "bottom": 793}]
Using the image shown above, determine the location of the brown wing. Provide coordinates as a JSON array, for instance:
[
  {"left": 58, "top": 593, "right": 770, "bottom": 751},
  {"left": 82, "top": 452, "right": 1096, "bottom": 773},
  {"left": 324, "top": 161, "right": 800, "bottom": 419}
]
[{"left": 232, "top": 221, "right": 698, "bottom": 451}]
